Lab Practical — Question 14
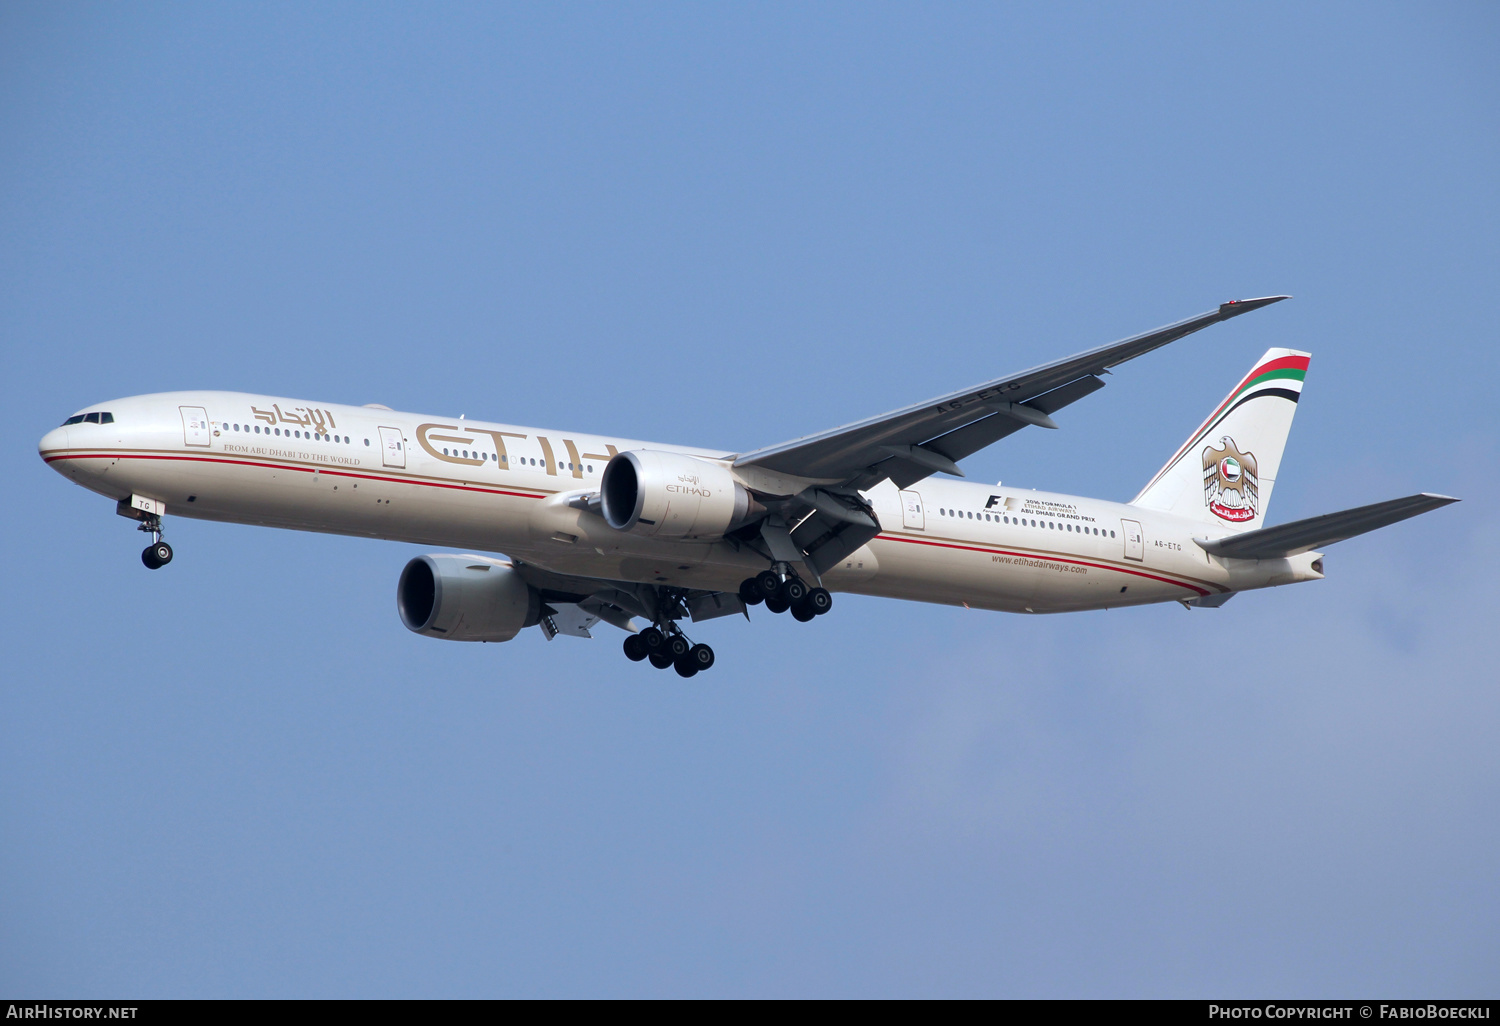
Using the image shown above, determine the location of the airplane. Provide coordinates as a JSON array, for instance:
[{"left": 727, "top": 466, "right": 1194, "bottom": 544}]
[{"left": 38, "top": 296, "right": 1457, "bottom": 677}]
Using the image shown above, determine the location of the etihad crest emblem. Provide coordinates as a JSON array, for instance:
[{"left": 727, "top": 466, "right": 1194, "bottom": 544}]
[{"left": 1202, "top": 436, "right": 1259, "bottom": 523}]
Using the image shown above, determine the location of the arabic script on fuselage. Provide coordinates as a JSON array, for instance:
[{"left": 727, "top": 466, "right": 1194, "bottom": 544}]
[{"left": 250, "top": 404, "right": 338, "bottom": 432}]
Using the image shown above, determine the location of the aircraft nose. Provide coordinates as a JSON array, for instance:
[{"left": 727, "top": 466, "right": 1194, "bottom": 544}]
[{"left": 39, "top": 426, "right": 68, "bottom": 462}]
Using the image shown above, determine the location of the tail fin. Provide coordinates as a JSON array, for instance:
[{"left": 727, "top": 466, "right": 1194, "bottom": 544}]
[{"left": 1131, "top": 348, "right": 1309, "bottom": 531}]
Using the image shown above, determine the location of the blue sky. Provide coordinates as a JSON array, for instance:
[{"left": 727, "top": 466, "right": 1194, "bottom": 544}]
[{"left": 2, "top": 2, "right": 1496, "bottom": 997}]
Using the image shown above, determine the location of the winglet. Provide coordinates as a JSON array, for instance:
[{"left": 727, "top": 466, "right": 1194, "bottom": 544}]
[{"left": 1219, "top": 295, "right": 1291, "bottom": 319}]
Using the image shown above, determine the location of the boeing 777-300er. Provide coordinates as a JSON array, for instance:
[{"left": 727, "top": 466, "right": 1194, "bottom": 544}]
[{"left": 39, "top": 296, "right": 1458, "bottom": 676}]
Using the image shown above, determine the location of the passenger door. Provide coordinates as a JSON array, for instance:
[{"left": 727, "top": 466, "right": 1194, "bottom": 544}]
[
  {"left": 378, "top": 426, "right": 406, "bottom": 469},
  {"left": 899, "top": 489, "right": 925, "bottom": 530},
  {"left": 180, "top": 406, "right": 211, "bottom": 447},
  {"left": 1121, "top": 518, "right": 1144, "bottom": 561}
]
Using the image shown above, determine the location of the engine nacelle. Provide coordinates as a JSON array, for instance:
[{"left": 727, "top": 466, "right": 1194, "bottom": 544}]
[
  {"left": 600, "top": 450, "right": 758, "bottom": 539},
  {"left": 397, "top": 554, "right": 541, "bottom": 642}
]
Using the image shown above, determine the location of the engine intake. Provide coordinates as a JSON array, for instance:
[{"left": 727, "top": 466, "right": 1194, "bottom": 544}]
[
  {"left": 397, "top": 554, "right": 541, "bottom": 642},
  {"left": 600, "top": 450, "right": 759, "bottom": 539}
]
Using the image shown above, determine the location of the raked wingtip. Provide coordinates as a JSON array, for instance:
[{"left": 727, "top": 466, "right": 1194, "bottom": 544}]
[{"left": 1218, "top": 295, "right": 1291, "bottom": 318}]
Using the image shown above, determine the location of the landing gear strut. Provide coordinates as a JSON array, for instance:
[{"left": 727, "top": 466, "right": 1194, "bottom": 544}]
[
  {"left": 622, "top": 599, "right": 716, "bottom": 678},
  {"left": 738, "top": 566, "right": 832, "bottom": 623},
  {"left": 137, "top": 513, "right": 173, "bottom": 570},
  {"left": 117, "top": 497, "right": 174, "bottom": 570}
]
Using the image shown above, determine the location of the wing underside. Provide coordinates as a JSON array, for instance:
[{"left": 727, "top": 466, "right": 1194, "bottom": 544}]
[{"left": 511, "top": 561, "right": 745, "bottom": 638}]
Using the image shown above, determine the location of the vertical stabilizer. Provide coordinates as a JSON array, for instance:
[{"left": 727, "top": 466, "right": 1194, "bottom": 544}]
[{"left": 1131, "top": 348, "right": 1309, "bottom": 531}]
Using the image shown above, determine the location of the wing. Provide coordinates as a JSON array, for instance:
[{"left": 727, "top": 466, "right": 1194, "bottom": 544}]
[
  {"left": 509, "top": 561, "right": 745, "bottom": 637},
  {"left": 1196, "top": 493, "right": 1459, "bottom": 560},
  {"left": 734, "top": 296, "right": 1290, "bottom": 490}
]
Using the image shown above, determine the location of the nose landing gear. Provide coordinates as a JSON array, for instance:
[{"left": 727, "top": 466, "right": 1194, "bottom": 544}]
[
  {"left": 142, "top": 539, "right": 174, "bottom": 570},
  {"left": 117, "top": 497, "right": 174, "bottom": 570}
]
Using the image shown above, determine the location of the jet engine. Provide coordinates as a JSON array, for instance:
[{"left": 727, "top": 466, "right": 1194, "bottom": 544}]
[
  {"left": 600, "top": 450, "right": 761, "bottom": 539},
  {"left": 397, "top": 554, "right": 541, "bottom": 642}
]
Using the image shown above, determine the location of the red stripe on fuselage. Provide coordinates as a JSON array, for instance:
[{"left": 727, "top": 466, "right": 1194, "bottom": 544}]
[
  {"left": 47, "top": 450, "right": 1215, "bottom": 598},
  {"left": 42, "top": 451, "right": 552, "bottom": 501},
  {"left": 878, "top": 533, "right": 1214, "bottom": 596}
]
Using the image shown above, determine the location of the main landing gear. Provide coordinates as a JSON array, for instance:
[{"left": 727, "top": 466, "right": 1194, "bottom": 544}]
[
  {"left": 622, "top": 625, "right": 715, "bottom": 678},
  {"left": 615, "top": 586, "right": 715, "bottom": 678},
  {"left": 737, "top": 567, "right": 832, "bottom": 623}
]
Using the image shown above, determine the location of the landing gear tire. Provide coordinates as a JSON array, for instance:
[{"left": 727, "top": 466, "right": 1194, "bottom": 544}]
[
  {"left": 783, "top": 578, "right": 808, "bottom": 605},
  {"left": 648, "top": 652, "right": 674, "bottom": 670},
  {"left": 765, "top": 593, "right": 790, "bottom": 614},
  {"left": 667, "top": 634, "right": 690, "bottom": 660},
  {"left": 623, "top": 634, "right": 648, "bottom": 662},
  {"left": 755, "top": 570, "right": 782, "bottom": 601},
  {"left": 791, "top": 601, "right": 816, "bottom": 622},
  {"left": 689, "top": 643, "right": 715, "bottom": 671},
  {"left": 640, "top": 626, "right": 665, "bottom": 652},
  {"left": 142, "top": 541, "right": 172, "bottom": 569},
  {"left": 673, "top": 657, "right": 698, "bottom": 678},
  {"left": 738, "top": 578, "right": 764, "bottom": 605},
  {"left": 808, "top": 587, "right": 832, "bottom": 615}
]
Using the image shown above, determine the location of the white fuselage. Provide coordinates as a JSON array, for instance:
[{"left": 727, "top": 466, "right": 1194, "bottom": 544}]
[{"left": 39, "top": 391, "right": 1322, "bottom": 614}]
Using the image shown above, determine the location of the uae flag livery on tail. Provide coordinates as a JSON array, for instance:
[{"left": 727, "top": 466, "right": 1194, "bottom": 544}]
[
  {"left": 1210, "top": 352, "right": 1309, "bottom": 424},
  {"left": 1132, "top": 349, "right": 1310, "bottom": 531}
]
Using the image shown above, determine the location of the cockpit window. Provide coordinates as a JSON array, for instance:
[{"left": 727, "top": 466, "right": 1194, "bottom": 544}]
[{"left": 61, "top": 412, "right": 114, "bottom": 426}]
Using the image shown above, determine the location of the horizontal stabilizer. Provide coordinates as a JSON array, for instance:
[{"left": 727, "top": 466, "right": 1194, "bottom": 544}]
[{"left": 1196, "top": 493, "right": 1459, "bottom": 560}]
